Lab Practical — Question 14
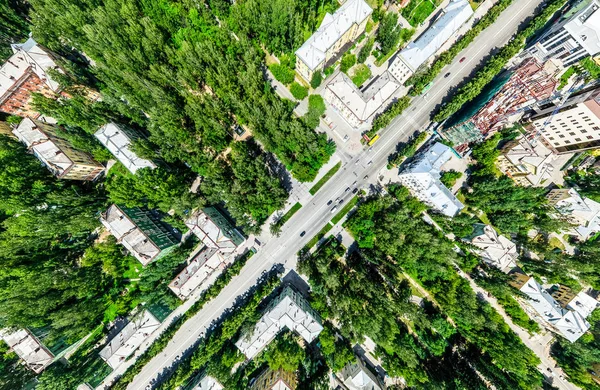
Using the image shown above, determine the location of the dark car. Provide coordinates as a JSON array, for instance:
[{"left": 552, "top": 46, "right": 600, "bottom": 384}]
[
  {"left": 300, "top": 231, "right": 306, "bottom": 237},
  {"left": 444, "top": 72, "right": 451, "bottom": 78},
  {"left": 459, "top": 57, "right": 466, "bottom": 63},
  {"left": 352, "top": 188, "right": 359, "bottom": 194},
  {"left": 327, "top": 200, "right": 333, "bottom": 206},
  {"left": 339, "top": 199, "right": 344, "bottom": 204},
  {"left": 345, "top": 187, "right": 351, "bottom": 192}
]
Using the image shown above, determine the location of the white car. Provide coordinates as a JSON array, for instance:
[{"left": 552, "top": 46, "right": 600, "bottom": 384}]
[{"left": 330, "top": 206, "right": 338, "bottom": 213}]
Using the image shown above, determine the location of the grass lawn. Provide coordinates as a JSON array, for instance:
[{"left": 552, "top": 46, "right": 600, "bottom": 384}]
[
  {"left": 309, "top": 162, "right": 342, "bottom": 195},
  {"left": 331, "top": 196, "right": 359, "bottom": 225},
  {"left": 274, "top": 202, "right": 302, "bottom": 228},
  {"left": 305, "top": 222, "right": 334, "bottom": 249},
  {"left": 402, "top": 0, "right": 437, "bottom": 27},
  {"left": 351, "top": 64, "right": 372, "bottom": 87}
]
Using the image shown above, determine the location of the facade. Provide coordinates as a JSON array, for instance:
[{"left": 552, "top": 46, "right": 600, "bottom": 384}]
[
  {"left": 169, "top": 208, "right": 245, "bottom": 300},
  {"left": 0, "top": 37, "right": 61, "bottom": 117},
  {"left": 13, "top": 118, "right": 104, "bottom": 180},
  {"left": 339, "top": 358, "right": 383, "bottom": 390},
  {"left": 99, "top": 310, "right": 160, "bottom": 369},
  {"left": 324, "top": 71, "right": 400, "bottom": 128},
  {"left": 466, "top": 224, "right": 518, "bottom": 272},
  {"left": 251, "top": 368, "right": 297, "bottom": 390},
  {"left": 100, "top": 204, "right": 179, "bottom": 266},
  {"left": 510, "top": 272, "right": 596, "bottom": 342},
  {"left": 0, "top": 329, "right": 54, "bottom": 374},
  {"left": 527, "top": 86, "right": 600, "bottom": 153},
  {"left": 388, "top": 0, "right": 473, "bottom": 84},
  {"left": 398, "top": 142, "right": 464, "bottom": 217},
  {"left": 295, "top": 0, "right": 372, "bottom": 82},
  {"left": 496, "top": 136, "right": 573, "bottom": 187},
  {"left": 235, "top": 286, "right": 323, "bottom": 359},
  {"left": 547, "top": 188, "right": 600, "bottom": 240},
  {"left": 527, "top": 0, "right": 600, "bottom": 66},
  {"left": 94, "top": 123, "right": 156, "bottom": 174}
]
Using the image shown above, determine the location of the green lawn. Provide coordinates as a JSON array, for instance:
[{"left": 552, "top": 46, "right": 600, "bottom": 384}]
[
  {"left": 273, "top": 202, "right": 302, "bottom": 229},
  {"left": 309, "top": 162, "right": 342, "bottom": 195},
  {"left": 332, "top": 196, "right": 359, "bottom": 225},
  {"left": 305, "top": 222, "right": 334, "bottom": 249},
  {"left": 402, "top": 0, "right": 437, "bottom": 27},
  {"left": 351, "top": 64, "right": 372, "bottom": 87}
]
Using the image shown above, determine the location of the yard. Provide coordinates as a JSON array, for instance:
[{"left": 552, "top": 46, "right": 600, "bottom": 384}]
[
  {"left": 401, "top": 0, "right": 439, "bottom": 27},
  {"left": 351, "top": 64, "right": 372, "bottom": 87}
]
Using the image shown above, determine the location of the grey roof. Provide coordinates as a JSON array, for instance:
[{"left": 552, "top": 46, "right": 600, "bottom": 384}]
[
  {"left": 94, "top": 123, "right": 156, "bottom": 174},
  {"left": 0, "top": 329, "right": 54, "bottom": 374}
]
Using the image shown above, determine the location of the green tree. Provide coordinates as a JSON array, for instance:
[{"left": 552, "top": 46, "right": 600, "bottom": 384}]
[
  {"left": 340, "top": 53, "right": 356, "bottom": 73},
  {"left": 310, "top": 71, "right": 323, "bottom": 89},
  {"left": 376, "top": 12, "right": 401, "bottom": 56}
]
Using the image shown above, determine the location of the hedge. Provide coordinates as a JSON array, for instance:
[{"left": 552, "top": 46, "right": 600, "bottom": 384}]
[{"left": 366, "top": 96, "right": 412, "bottom": 139}]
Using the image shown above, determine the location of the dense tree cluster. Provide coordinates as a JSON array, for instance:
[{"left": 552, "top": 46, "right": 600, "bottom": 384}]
[{"left": 0, "top": 0, "right": 29, "bottom": 61}]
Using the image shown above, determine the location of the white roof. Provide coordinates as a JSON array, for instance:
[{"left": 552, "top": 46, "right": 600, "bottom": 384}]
[
  {"left": 168, "top": 247, "right": 231, "bottom": 299},
  {"left": 193, "top": 375, "right": 224, "bottom": 390},
  {"left": 295, "top": 0, "right": 372, "bottom": 70},
  {"left": 1, "top": 37, "right": 60, "bottom": 102},
  {"left": 566, "top": 291, "right": 599, "bottom": 318},
  {"left": 326, "top": 71, "right": 400, "bottom": 121},
  {"left": 393, "top": 0, "right": 473, "bottom": 71},
  {"left": 185, "top": 210, "right": 238, "bottom": 252},
  {"left": 94, "top": 123, "right": 156, "bottom": 174},
  {"left": 100, "top": 205, "right": 160, "bottom": 265},
  {"left": 553, "top": 188, "right": 600, "bottom": 240},
  {"left": 564, "top": 0, "right": 600, "bottom": 56},
  {"left": 235, "top": 287, "right": 323, "bottom": 359},
  {"left": 99, "top": 310, "right": 160, "bottom": 369},
  {"left": 1, "top": 329, "right": 53, "bottom": 374},
  {"left": 340, "top": 359, "right": 382, "bottom": 390},
  {"left": 469, "top": 225, "right": 517, "bottom": 272}
]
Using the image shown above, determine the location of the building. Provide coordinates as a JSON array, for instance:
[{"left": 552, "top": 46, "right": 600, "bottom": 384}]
[
  {"left": 466, "top": 224, "right": 518, "bottom": 272},
  {"left": 94, "top": 123, "right": 156, "bottom": 174},
  {"left": 553, "top": 285, "right": 600, "bottom": 317},
  {"left": 526, "top": 86, "right": 600, "bottom": 153},
  {"left": 441, "top": 58, "right": 562, "bottom": 149},
  {"left": 12, "top": 118, "right": 104, "bottom": 180},
  {"left": 100, "top": 204, "right": 179, "bottom": 266},
  {"left": 235, "top": 286, "right": 323, "bottom": 359},
  {"left": 251, "top": 368, "right": 297, "bottom": 390},
  {"left": 527, "top": 0, "right": 600, "bottom": 66},
  {"left": 324, "top": 71, "right": 400, "bottom": 128},
  {"left": 99, "top": 310, "right": 160, "bottom": 369},
  {"left": 295, "top": 0, "right": 372, "bottom": 82},
  {"left": 510, "top": 273, "right": 591, "bottom": 342},
  {"left": 0, "top": 329, "right": 54, "bottom": 373},
  {"left": 547, "top": 188, "right": 600, "bottom": 240},
  {"left": 388, "top": 0, "right": 473, "bottom": 84},
  {"left": 0, "top": 121, "right": 15, "bottom": 137},
  {"left": 338, "top": 358, "right": 383, "bottom": 390},
  {"left": 496, "top": 136, "right": 573, "bottom": 187},
  {"left": 191, "top": 374, "right": 224, "bottom": 390},
  {"left": 185, "top": 207, "right": 245, "bottom": 250},
  {"left": 398, "top": 142, "right": 464, "bottom": 217},
  {"left": 0, "top": 37, "right": 61, "bottom": 117}
]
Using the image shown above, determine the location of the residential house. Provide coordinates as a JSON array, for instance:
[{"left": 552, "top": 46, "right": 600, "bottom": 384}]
[
  {"left": 192, "top": 375, "right": 224, "bottom": 390},
  {"left": 0, "top": 37, "right": 61, "bottom": 117},
  {"left": 547, "top": 188, "right": 600, "bottom": 240},
  {"left": 94, "top": 123, "right": 156, "bottom": 174},
  {"left": 99, "top": 310, "right": 160, "bottom": 369},
  {"left": 338, "top": 358, "right": 384, "bottom": 390},
  {"left": 12, "top": 117, "right": 104, "bottom": 181},
  {"left": 0, "top": 329, "right": 54, "bottom": 374},
  {"left": 398, "top": 142, "right": 464, "bottom": 217},
  {"left": 251, "top": 368, "right": 297, "bottom": 390},
  {"left": 295, "top": 0, "right": 372, "bottom": 82},
  {"left": 100, "top": 205, "right": 179, "bottom": 266},
  {"left": 388, "top": 0, "right": 473, "bottom": 84},
  {"left": 235, "top": 286, "right": 323, "bottom": 359},
  {"left": 466, "top": 224, "right": 518, "bottom": 272}
]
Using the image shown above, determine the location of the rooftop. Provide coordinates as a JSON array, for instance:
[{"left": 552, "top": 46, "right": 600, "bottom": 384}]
[
  {"left": 339, "top": 358, "right": 383, "bottom": 390},
  {"left": 549, "top": 188, "right": 600, "bottom": 239},
  {"left": 566, "top": 290, "right": 600, "bottom": 318},
  {"left": 94, "top": 123, "right": 156, "bottom": 174},
  {"left": 1, "top": 329, "right": 54, "bottom": 374},
  {"left": 295, "top": 0, "right": 372, "bottom": 70},
  {"left": 564, "top": 0, "right": 600, "bottom": 57},
  {"left": 99, "top": 310, "right": 160, "bottom": 369},
  {"left": 192, "top": 375, "right": 224, "bottom": 390},
  {"left": 185, "top": 207, "right": 245, "bottom": 249},
  {"left": 467, "top": 224, "right": 518, "bottom": 272},
  {"left": 168, "top": 247, "right": 229, "bottom": 299}
]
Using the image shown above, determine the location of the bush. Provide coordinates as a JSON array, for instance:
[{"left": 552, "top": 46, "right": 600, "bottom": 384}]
[
  {"left": 324, "top": 66, "right": 335, "bottom": 76},
  {"left": 351, "top": 64, "right": 372, "bottom": 87},
  {"left": 270, "top": 63, "right": 295, "bottom": 85},
  {"left": 340, "top": 53, "right": 356, "bottom": 73},
  {"left": 290, "top": 82, "right": 308, "bottom": 100},
  {"left": 358, "top": 38, "right": 374, "bottom": 63},
  {"left": 367, "top": 96, "right": 412, "bottom": 138},
  {"left": 440, "top": 170, "right": 463, "bottom": 188},
  {"left": 310, "top": 71, "right": 323, "bottom": 88}
]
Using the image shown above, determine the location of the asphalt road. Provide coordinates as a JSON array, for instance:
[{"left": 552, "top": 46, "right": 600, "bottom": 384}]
[{"left": 124, "top": 0, "right": 556, "bottom": 388}]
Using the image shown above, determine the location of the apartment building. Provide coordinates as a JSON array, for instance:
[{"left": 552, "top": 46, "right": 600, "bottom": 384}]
[
  {"left": 12, "top": 118, "right": 104, "bottom": 180},
  {"left": 338, "top": 358, "right": 384, "bottom": 390},
  {"left": 251, "top": 368, "right": 297, "bottom": 390},
  {"left": 295, "top": 0, "right": 372, "bottom": 82},
  {"left": 528, "top": 0, "right": 600, "bottom": 66},
  {"left": 0, "top": 329, "right": 54, "bottom": 374},
  {"left": 100, "top": 205, "right": 179, "bottom": 266},
  {"left": 547, "top": 188, "right": 600, "bottom": 240},
  {"left": 0, "top": 37, "right": 61, "bottom": 117},
  {"left": 527, "top": 86, "right": 600, "bottom": 153},
  {"left": 94, "top": 123, "right": 156, "bottom": 174},
  {"left": 466, "top": 224, "right": 518, "bottom": 272},
  {"left": 191, "top": 375, "right": 224, "bottom": 390}
]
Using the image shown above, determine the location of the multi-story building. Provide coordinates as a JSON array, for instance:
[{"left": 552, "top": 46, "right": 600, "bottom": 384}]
[
  {"left": 235, "top": 286, "right": 323, "bottom": 359},
  {"left": 295, "top": 0, "right": 372, "bottom": 82},
  {"left": 0, "top": 329, "right": 54, "bottom": 373},
  {"left": 466, "top": 224, "right": 518, "bottom": 272},
  {"left": 398, "top": 142, "right": 464, "bottom": 217},
  {"left": 251, "top": 368, "right": 297, "bottom": 390},
  {"left": 100, "top": 205, "right": 179, "bottom": 266},
  {"left": 338, "top": 358, "right": 384, "bottom": 390},
  {"left": 527, "top": 0, "right": 600, "bottom": 66},
  {"left": 388, "top": 0, "right": 473, "bottom": 84},
  {"left": 169, "top": 207, "right": 245, "bottom": 300},
  {"left": 12, "top": 117, "right": 104, "bottom": 180},
  {"left": 0, "top": 37, "right": 61, "bottom": 117},
  {"left": 526, "top": 86, "right": 600, "bottom": 153},
  {"left": 324, "top": 71, "right": 400, "bottom": 128},
  {"left": 547, "top": 188, "right": 600, "bottom": 240},
  {"left": 191, "top": 375, "right": 224, "bottom": 390},
  {"left": 99, "top": 310, "right": 160, "bottom": 369},
  {"left": 94, "top": 123, "right": 156, "bottom": 174}
]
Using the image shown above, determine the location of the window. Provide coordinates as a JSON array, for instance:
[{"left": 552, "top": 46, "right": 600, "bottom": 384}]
[
  {"left": 582, "top": 130, "right": 588, "bottom": 133},
  {"left": 548, "top": 137, "right": 555, "bottom": 140},
  {"left": 565, "top": 140, "right": 571, "bottom": 144},
  {"left": 559, "top": 134, "right": 565, "bottom": 138},
  {"left": 593, "top": 126, "right": 600, "bottom": 131},
  {"left": 569, "top": 132, "right": 576, "bottom": 135},
  {"left": 587, "top": 135, "right": 594, "bottom": 139},
  {"left": 575, "top": 138, "right": 582, "bottom": 142}
]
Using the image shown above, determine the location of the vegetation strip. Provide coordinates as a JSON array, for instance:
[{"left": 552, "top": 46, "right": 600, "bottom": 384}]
[
  {"left": 309, "top": 162, "right": 342, "bottom": 195},
  {"left": 434, "top": 0, "right": 567, "bottom": 121},
  {"left": 305, "top": 222, "right": 334, "bottom": 250},
  {"left": 331, "top": 195, "right": 359, "bottom": 225},
  {"left": 110, "top": 250, "right": 255, "bottom": 390}
]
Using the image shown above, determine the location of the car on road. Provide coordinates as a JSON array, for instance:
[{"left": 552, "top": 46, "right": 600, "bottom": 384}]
[
  {"left": 352, "top": 188, "right": 359, "bottom": 194},
  {"left": 327, "top": 200, "right": 333, "bottom": 206},
  {"left": 300, "top": 231, "right": 306, "bottom": 237},
  {"left": 364, "top": 175, "right": 369, "bottom": 180},
  {"left": 330, "top": 206, "right": 338, "bottom": 213},
  {"left": 367, "top": 160, "right": 372, "bottom": 165},
  {"left": 345, "top": 187, "right": 351, "bottom": 192},
  {"left": 339, "top": 199, "right": 344, "bottom": 204},
  {"left": 444, "top": 72, "right": 451, "bottom": 78},
  {"left": 460, "top": 56, "right": 466, "bottom": 63},
  {"left": 352, "top": 181, "right": 357, "bottom": 186},
  {"left": 355, "top": 159, "right": 360, "bottom": 165}
]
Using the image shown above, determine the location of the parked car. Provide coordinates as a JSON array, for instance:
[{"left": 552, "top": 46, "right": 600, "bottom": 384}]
[
  {"left": 300, "top": 231, "right": 306, "bottom": 237},
  {"left": 339, "top": 199, "right": 344, "bottom": 204},
  {"left": 460, "top": 56, "right": 467, "bottom": 63},
  {"left": 331, "top": 206, "right": 338, "bottom": 213},
  {"left": 327, "top": 200, "right": 333, "bottom": 206},
  {"left": 352, "top": 188, "right": 359, "bottom": 194},
  {"left": 345, "top": 187, "right": 351, "bottom": 192}
]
